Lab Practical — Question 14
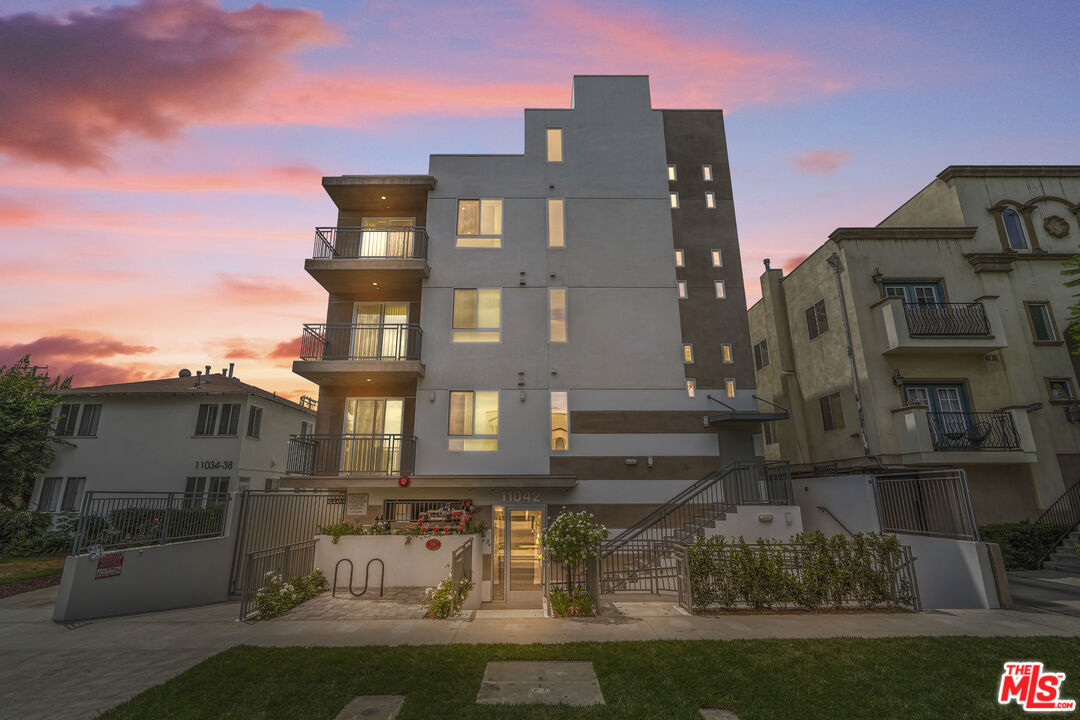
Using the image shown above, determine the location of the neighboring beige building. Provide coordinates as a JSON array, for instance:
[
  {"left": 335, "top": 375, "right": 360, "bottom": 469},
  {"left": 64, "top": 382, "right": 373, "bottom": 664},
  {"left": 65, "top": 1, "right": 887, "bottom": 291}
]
[{"left": 749, "top": 166, "right": 1080, "bottom": 523}]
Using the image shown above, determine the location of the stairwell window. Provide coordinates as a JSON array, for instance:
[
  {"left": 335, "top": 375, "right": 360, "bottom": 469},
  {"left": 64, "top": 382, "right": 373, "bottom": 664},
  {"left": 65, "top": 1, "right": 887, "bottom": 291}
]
[
  {"left": 456, "top": 199, "right": 502, "bottom": 248},
  {"left": 820, "top": 392, "right": 844, "bottom": 431},
  {"left": 674, "top": 249, "right": 684, "bottom": 267},
  {"left": 705, "top": 192, "right": 716, "bottom": 209},
  {"left": 714, "top": 281, "right": 726, "bottom": 299},
  {"left": 670, "top": 192, "right": 679, "bottom": 209},
  {"left": 549, "top": 288, "right": 568, "bottom": 343},
  {"left": 721, "top": 344, "right": 733, "bottom": 363},
  {"left": 547, "top": 199, "right": 565, "bottom": 248},
  {"left": 702, "top": 165, "right": 713, "bottom": 181},
  {"left": 677, "top": 281, "right": 687, "bottom": 299},
  {"left": 547, "top": 128, "right": 563, "bottom": 162},
  {"left": 551, "top": 391, "right": 569, "bottom": 451},
  {"left": 686, "top": 379, "right": 696, "bottom": 398},
  {"left": 453, "top": 288, "right": 501, "bottom": 342},
  {"left": 711, "top": 249, "right": 722, "bottom": 267},
  {"left": 754, "top": 339, "right": 770, "bottom": 370},
  {"left": 683, "top": 344, "right": 694, "bottom": 363},
  {"left": 449, "top": 390, "right": 499, "bottom": 451},
  {"left": 725, "top": 378, "right": 736, "bottom": 398},
  {"left": 806, "top": 299, "right": 829, "bottom": 340},
  {"left": 246, "top": 406, "right": 263, "bottom": 439},
  {"left": 667, "top": 164, "right": 677, "bottom": 181}
]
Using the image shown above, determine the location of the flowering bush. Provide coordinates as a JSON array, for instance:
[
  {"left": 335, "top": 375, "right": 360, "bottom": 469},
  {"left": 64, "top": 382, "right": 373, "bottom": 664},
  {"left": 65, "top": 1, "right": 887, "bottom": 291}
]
[
  {"left": 252, "top": 568, "right": 325, "bottom": 619},
  {"left": 423, "top": 573, "right": 472, "bottom": 619},
  {"left": 538, "top": 509, "right": 608, "bottom": 593}
]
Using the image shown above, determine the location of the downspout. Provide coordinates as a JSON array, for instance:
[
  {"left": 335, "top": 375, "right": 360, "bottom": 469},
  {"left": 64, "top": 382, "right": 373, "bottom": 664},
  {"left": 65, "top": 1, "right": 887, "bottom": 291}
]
[{"left": 825, "top": 253, "right": 876, "bottom": 463}]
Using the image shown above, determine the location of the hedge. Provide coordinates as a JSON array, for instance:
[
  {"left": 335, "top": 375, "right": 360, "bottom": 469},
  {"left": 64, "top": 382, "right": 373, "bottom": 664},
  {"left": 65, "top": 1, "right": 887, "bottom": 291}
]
[{"left": 979, "top": 522, "right": 1069, "bottom": 571}]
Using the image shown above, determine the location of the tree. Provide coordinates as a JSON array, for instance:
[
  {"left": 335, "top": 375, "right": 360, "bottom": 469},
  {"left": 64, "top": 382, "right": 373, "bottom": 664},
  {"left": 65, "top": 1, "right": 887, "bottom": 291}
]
[
  {"left": 538, "top": 509, "right": 609, "bottom": 590},
  {"left": 0, "top": 356, "right": 71, "bottom": 508},
  {"left": 1062, "top": 252, "right": 1080, "bottom": 348}
]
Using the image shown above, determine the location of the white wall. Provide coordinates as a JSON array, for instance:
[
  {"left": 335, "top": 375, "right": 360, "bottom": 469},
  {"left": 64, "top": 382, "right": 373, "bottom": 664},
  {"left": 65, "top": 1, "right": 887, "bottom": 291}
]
[
  {"left": 704, "top": 505, "right": 803, "bottom": 542},
  {"left": 897, "top": 533, "right": 1000, "bottom": 609},
  {"left": 793, "top": 474, "right": 882, "bottom": 536}
]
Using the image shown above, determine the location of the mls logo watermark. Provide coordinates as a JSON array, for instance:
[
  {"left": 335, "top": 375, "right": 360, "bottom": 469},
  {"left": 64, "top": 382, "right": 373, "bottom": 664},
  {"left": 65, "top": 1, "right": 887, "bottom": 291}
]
[{"left": 998, "top": 662, "right": 1076, "bottom": 712}]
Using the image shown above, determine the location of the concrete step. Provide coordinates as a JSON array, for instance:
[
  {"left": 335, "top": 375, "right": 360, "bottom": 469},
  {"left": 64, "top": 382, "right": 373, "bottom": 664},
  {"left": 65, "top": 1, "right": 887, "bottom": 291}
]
[{"left": 1045, "top": 560, "right": 1080, "bottom": 574}]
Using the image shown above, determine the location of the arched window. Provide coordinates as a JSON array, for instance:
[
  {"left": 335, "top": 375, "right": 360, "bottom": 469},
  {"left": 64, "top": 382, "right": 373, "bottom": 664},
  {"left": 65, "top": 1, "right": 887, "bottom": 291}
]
[{"left": 1002, "top": 208, "right": 1028, "bottom": 249}]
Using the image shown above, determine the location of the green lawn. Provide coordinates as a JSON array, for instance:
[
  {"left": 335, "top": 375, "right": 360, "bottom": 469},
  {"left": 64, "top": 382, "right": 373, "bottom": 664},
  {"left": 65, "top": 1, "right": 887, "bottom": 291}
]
[
  {"left": 99, "top": 637, "right": 1080, "bottom": 719},
  {"left": 0, "top": 555, "right": 65, "bottom": 585}
]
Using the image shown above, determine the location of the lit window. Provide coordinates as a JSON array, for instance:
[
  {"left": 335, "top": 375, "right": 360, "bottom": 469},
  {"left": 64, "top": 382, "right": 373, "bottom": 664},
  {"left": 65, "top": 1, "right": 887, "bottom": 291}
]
[
  {"left": 683, "top": 344, "right": 694, "bottom": 363},
  {"left": 670, "top": 192, "right": 679, "bottom": 209},
  {"left": 547, "top": 199, "right": 564, "bottom": 248},
  {"left": 711, "top": 249, "right": 722, "bottom": 267},
  {"left": 549, "top": 288, "right": 567, "bottom": 343},
  {"left": 1027, "top": 302, "right": 1056, "bottom": 341},
  {"left": 702, "top": 165, "right": 713, "bottom": 181},
  {"left": 677, "top": 281, "right": 687, "bottom": 299},
  {"left": 721, "top": 344, "right": 733, "bottom": 363},
  {"left": 449, "top": 390, "right": 499, "bottom": 451},
  {"left": 453, "top": 288, "right": 501, "bottom": 342},
  {"left": 667, "top": 164, "right": 677, "bottom": 181},
  {"left": 547, "top": 128, "right": 562, "bottom": 162},
  {"left": 724, "top": 378, "right": 736, "bottom": 398},
  {"left": 754, "top": 339, "right": 769, "bottom": 370},
  {"left": 1002, "top": 208, "right": 1028, "bottom": 250},
  {"left": 551, "top": 391, "right": 569, "bottom": 451},
  {"left": 674, "top": 249, "right": 684, "bottom": 267},
  {"left": 246, "top": 406, "right": 263, "bottom": 439},
  {"left": 714, "top": 280, "right": 726, "bottom": 299},
  {"left": 686, "top": 379, "right": 696, "bottom": 398},
  {"left": 806, "top": 299, "right": 829, "bottom": 340},
  {"left": 456, "top": 199, "right": 503, "bottom": 248},
  {"left": 705, "top": 192, "right": 715, "bottom": 209},
  {"left": 820, "top": 392, "right": 844, "bottom": 431}
]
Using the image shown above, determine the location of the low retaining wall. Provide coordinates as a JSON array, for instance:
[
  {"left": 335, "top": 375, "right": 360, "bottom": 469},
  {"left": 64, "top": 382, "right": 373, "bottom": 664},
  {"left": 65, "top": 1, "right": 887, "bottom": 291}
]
[
  {"left": 314, "top": 534, "right": 483, "bottom": 610},
  {"left": 896, "top": 533, "right": 1001, "bottom": 609},
  {"left": 53, "top": 536, "right": 234, "bottom": 622},
  {"left": 704, "top": 505, "right": 803, "bottom": 541}
]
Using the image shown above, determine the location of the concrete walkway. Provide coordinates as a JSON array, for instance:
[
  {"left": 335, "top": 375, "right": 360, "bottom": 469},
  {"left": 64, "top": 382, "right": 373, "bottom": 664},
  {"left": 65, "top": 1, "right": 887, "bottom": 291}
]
[{"left": 3, "top": 586, "right": 1080, "bottom": 720}]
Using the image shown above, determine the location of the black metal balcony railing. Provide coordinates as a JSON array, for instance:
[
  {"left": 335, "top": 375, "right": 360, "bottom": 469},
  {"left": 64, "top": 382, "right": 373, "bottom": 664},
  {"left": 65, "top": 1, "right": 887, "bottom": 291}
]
[
  {"left": 313, "top": 226, "right": 428, "bottom": 260},
  {"left": 299, "top": 323, "right": 422, "bottom": 362},
  {"left": 904, "top": 302, "right": 991, "bottom": 337},
  {"left": 926, "top": 411, "right": 1020, "bottom": 452},
  {"left": 287, "top": 433, "right": 417, "bottom": 476}
]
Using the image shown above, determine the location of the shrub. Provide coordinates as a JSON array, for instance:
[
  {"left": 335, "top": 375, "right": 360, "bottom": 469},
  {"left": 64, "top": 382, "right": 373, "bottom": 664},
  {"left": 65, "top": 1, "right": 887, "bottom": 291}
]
[
  {"left": 548, "top": 586, "right": 596, "bottom": 617},
  {"left": 0, "top": 509, "right": 74, "bottom": 556},
  {"left": 252, "top": 568, "right": 325, "bottom": 620},
  {"left": 980, "top": 522, "right": 1068, "bottom": 570},
  {"left": 538, "top": 509, "right": 608, "bottom": 592},
  {"left": 423, "top": 573, "right": 472, "bottom": 619}
]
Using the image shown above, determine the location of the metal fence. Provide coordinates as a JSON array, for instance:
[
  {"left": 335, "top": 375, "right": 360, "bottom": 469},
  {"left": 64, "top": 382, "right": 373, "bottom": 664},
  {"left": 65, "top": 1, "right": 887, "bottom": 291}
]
[
  {"left": 383, "top": 499, "right": 470, "bottom": 523},
  {"left": 542, "top": 554, "right": 600, "bottom": 615},
  {"left": 228, "top": 490, "right": 345, "bottom": 595},
  {"left": 904, "top": 302, "right": 991, "bottom": 336},
  {"left": 312, "top": 226, "right": 428, "bottom": 260},
  {"left": 597, "top": 539, "right": 681, "bottom": 595},
  {"left": 238, "top": 540, "right": 318, "bottom": 620},
  {"left": 286, "top": 433, "right": 417, "bottom": 477},
  {"left": 1033, "top": 480, "right": 1080, "bottom": 567},
  {"left": 299, "top": 323, "right": 423, "bottom": 362},
  {"left": 926, "top": 411, "right": 1020, "bottom": 451},
  {"left": 72, "top": 491, "right": 231, "bottom": 555},
  {"left": 872, "top": 470, "right": 979, "bottom": 541},
  {"left": 449, "top": 537, "right": 474, "bottom": 616}
]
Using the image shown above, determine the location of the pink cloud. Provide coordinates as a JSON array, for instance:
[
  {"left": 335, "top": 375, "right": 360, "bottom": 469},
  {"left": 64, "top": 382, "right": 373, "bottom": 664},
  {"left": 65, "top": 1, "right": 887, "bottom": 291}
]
[
  {"left": 789, "top": 150, "right": 851, "bottom": 175},
  {"left": 782, "top": 253, "right": 810, "bottom": 271},
  {"left": 0, "top": 163, "right": 323, "bottom": 196},
  {"left": 0, "top": 199, "right": 40, "bottom": 225},
  {"left": 212, "top": 274, "right": 317, "bottom": 306},
  {"left": 0, "top": 334, "right": 162, "bottom": 387},
  {"left": 0, "top": 0, "right": 336, "bottom": 167},
  {"left": 268, "top": 336, "right": 302, "bottom": 359},
  {"left": 209, "top": 334, "right": 301, "bottom": 360}
]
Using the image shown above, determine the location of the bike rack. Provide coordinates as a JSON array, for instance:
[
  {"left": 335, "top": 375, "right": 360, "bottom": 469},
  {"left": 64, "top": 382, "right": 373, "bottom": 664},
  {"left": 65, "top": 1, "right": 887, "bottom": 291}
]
[{"left": 332, "top": 557, "right": 385, "bottom": 598}]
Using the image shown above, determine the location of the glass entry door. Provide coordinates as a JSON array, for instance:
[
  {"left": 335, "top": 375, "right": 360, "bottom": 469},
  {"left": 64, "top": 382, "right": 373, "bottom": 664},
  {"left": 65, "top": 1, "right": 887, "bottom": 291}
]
[{"left": 490, "top": 505, "right": 544, "bottom": 603}]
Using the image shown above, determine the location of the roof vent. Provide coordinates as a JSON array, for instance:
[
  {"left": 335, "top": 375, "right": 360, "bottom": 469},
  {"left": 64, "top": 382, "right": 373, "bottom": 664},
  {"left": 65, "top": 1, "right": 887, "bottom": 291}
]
[{"left": 179, "top": 369, "right": 192, "bottom": 378}]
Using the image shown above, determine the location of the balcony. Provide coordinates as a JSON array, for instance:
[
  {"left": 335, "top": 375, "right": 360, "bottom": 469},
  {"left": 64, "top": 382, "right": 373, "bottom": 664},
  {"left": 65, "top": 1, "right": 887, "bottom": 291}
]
[
  {"left": 873, "top": 296, "right": 1005, "bottom": 355},
  {"left": 287, "top": 433, "right": 416, "bottom": 477},
  {"left": 891, "top": 407, "right": 1037, "bottom": 465},
  {"left": 304, "top": 226, "right": 430, "bottom": 294},
  {"left": 292, "top": 323, "right": 424, "bottom": 385}
]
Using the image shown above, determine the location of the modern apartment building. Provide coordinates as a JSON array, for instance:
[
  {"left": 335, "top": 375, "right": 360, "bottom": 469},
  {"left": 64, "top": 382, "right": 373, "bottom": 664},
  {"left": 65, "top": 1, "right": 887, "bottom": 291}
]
[
  {"left": 285, "top": 76, "right": 788, "bottom": 602},
  {"left": 749, "top": 166, "right": 1080, "bottom": 523},
  {"left": 33, "top": 372, "right": 315, "bottom": 512}
]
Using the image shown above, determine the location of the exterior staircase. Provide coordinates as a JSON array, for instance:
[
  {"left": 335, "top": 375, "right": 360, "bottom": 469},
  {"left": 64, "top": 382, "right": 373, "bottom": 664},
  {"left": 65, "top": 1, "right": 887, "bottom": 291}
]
[
  {"left": 1033, "top": 480, "right": 1080, "bottom": 573},
  {"left": 1044, "top": 526, "right": 1080, "bottom": 573}
]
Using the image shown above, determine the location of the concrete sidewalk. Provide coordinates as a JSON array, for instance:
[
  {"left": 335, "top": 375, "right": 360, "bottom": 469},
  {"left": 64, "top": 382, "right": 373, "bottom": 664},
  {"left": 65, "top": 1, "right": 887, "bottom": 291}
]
[{"left": 3, "top": 586, "right": 1080, "bottom": 720}]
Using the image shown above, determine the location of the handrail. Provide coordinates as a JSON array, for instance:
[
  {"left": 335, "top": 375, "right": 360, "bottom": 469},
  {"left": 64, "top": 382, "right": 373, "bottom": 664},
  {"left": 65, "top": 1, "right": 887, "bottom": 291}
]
[
  {"left": 313, "top": 226, "right": 428, "bottom": 260},
  {"left": 299, "top": 322, "right": 423, "bottom": 362},
  {"left": 903, "top": 301, "right": 991, "bottom": 337},
  {"left": 603, "top": 467, "right": 728, "bottom": 548},
  {"left": 817, "top": 506, "right": 854, "bottom": 535},
  {"left": 1033, "top": 480, "right": 1080, "bottom": 568},
  {"left": 332, "top": 557, "right": 385, "bottom": 598},
  {"left": 925, "top": 411, "right": 1020, "bottom": 452}
]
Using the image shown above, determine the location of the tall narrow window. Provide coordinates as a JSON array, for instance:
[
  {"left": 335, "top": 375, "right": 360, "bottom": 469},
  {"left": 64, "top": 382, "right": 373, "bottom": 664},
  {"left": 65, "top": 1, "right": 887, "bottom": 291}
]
[
  {"left": 820, "top": 392, "right": 844, "bottom": 431},
  {"left": 677, "top": 281, "right": 687, "bottom": 299},
  {"left": 195, "top": 404, "right": 218, "bottom": 436},
  {"left": 246, "top": 406, "right": 263, "bottom": 439},
  {"left": 674, "top": 249, "right": 685, "bottom": 267},
  {"left": 55, "top": 404, "right": 79, "bottom": 437},
  {"left": 550, "top": 391, "right": 569, "bottom": 451},
  {"left": 670, "top": 192, "right": 679, "bottom": 209},
  {"left": 711, "top": 249, "right": 722, "bottom": 267},
  {"left": 683, "top": 344, "right": 694, "bottom": 363},
  {"left": 806, "top": 299, "right": 829, "bottom": 339},
  {"left": 705, "top": 192, "right": 716, "bottom": 209},
  {"left": 714, "top": 280, "right": 726, "bottom": 299},
  {"left": 725, "top": 378, "right": 736, "bottom": 398},
  {"left": 721, "top": 344, "right": 733, "bottom": 363},
  {"left": 686, "top": 379, "right": 696, "bottom": 398},
  {"left": 1027, "top": 302, "right": 1057, "bottom": 341},
  {"left": 38, "top": 477, "right": 63, "bottom": 511},
  {"left": 77, "top": 404, "right": 101, "bottom": 436},
  {"left": 549, "top": 288, "right": 567, "bottom": 342},
  {"left": 547, "top": 199, "right": 565, "bottom": 248},
  {"left": 456, "top": 199, "right": 502, "bottom": 248},
  {"left": 754, "top": 339, "right": 770, "bottom": 370},
  {"left": 667, "top": 164, "right": 677, "bottom": 181},
  {"left": 1002, "top": 208, "right": 1028, "bottom": 250},
  {"left": 453, "top": 288, "right": 501, "bottom": 342},
  {"left": 546, "top": 128, "right": 563, "bottom": 162},
  {"left": 218, "top": 403, "right": 241, "bottom": 435},
  {"left": 702, "top": 165, "right": 713, "bottom": 181},
  {"left": 60, "top": 477, "right": 85, "bottom": 511},
  {"left": 449, "top": 390, "right": 498, "bottom": 451}
]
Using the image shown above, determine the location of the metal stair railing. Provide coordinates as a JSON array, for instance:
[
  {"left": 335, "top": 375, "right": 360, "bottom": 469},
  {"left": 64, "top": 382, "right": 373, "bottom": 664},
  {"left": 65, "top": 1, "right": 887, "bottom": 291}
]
[{"left": 1033, "top": 480, "right": 1080, "bottom": 568}]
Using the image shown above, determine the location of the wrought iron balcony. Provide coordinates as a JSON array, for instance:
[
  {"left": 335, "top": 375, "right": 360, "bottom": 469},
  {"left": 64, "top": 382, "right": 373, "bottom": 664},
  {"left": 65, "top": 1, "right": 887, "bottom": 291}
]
[
  {"left": 299, "top": 323, "right": 422, "bottom": 362},
  {"left": 926, "top": 411, "right": 1021, "bottom": 452},
  {"left": 904, "top": 302, "right": 991, "bottom": 337},
  {"left": 287, "top": 433, "right": 417, "bottom": 477},
  {"left": 313, "top": 226, "right": 428, "bottom": 260}
]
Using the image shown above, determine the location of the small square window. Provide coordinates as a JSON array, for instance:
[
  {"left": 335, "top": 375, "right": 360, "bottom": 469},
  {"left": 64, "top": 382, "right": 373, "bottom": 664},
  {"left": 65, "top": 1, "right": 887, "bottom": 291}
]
[
  {"left": 546, "top": 128, "right": 562, "bottom": 162},
  {"left": 1048, "top": 378, "right": 1075, "bottom": 403},
  {"left": 456, "top": 199, "right": 502, "bottom": 248},
  {"left": 686, "top": 379, "right": 696, "bottom": 398},
  {"left": 453, "top": 288, "right": 501, "bottom": 342},
  {"left": 714, "top": 281, "right": 726, "bottom": 299},
  {"left": 674, "top": 249, "right": 684, "bottom": 267},
  {"left": 711, "top": 249, "right": 722, "bottom": 267},
  {"left": 683, "top": 344, "right": 694, "bottom": 363},
  {"left": 667, "top": 164, "right": 677, "bottom": 181},
  {"left": 702, "top": 165, "right": 713, "bottom": 181},
  {"left": 670, "top": 192, "right": 679, "bottom": 209},
  {"left": 677, "top": 281, "right": 687, "bottom": 299},
  {"left": 721, "top": 344, "right": 733, "bottom": 363},
  {"left": 705, "top": 192, "right": 715, "bottom": 209},
  {"left": 724, "top": 378, "right": 736, "bottom": 398}
]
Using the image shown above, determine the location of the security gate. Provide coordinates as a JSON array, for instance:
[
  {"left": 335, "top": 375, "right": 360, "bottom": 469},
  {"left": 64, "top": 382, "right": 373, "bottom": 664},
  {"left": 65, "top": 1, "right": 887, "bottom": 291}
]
[{"left": 228, "top": 490, "right": 346, "bottom": 595}]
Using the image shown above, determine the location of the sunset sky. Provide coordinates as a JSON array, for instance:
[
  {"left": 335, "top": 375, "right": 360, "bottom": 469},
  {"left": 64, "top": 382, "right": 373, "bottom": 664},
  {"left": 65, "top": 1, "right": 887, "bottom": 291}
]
[{"left": 1, "top": 0, "right": 1077, "bottom": 399}]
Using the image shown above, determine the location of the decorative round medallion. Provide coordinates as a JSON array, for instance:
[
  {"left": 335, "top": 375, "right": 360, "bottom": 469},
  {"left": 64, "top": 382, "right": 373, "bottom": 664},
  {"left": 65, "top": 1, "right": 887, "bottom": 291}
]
[
  {"left": 425, "top": 538, "right": 441, "bottom": 551},
  {"left": 1044, "top": 215, "right": 1070, "bottom": 238}
]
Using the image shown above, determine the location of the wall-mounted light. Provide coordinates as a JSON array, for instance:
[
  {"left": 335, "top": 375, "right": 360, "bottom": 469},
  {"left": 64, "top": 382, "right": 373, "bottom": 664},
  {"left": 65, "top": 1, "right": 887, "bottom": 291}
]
[
  {"left": 872, "top": 267, "right": 884, "bottom": 285},
  {"left": 891, "top": 369, "right": 904, "bottom": 387}
]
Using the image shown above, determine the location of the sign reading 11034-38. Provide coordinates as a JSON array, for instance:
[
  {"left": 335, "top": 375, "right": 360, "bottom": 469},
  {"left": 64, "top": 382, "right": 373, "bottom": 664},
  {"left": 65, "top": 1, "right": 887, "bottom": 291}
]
[{"left": 194, "top": 460, "right": 234, "bottom": 470}]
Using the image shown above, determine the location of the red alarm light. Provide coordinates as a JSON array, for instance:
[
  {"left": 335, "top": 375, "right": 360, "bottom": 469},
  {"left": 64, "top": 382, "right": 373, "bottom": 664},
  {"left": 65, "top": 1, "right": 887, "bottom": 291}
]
[{"left": 398, "top": 475, "right": 410, "bottom": 487}]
